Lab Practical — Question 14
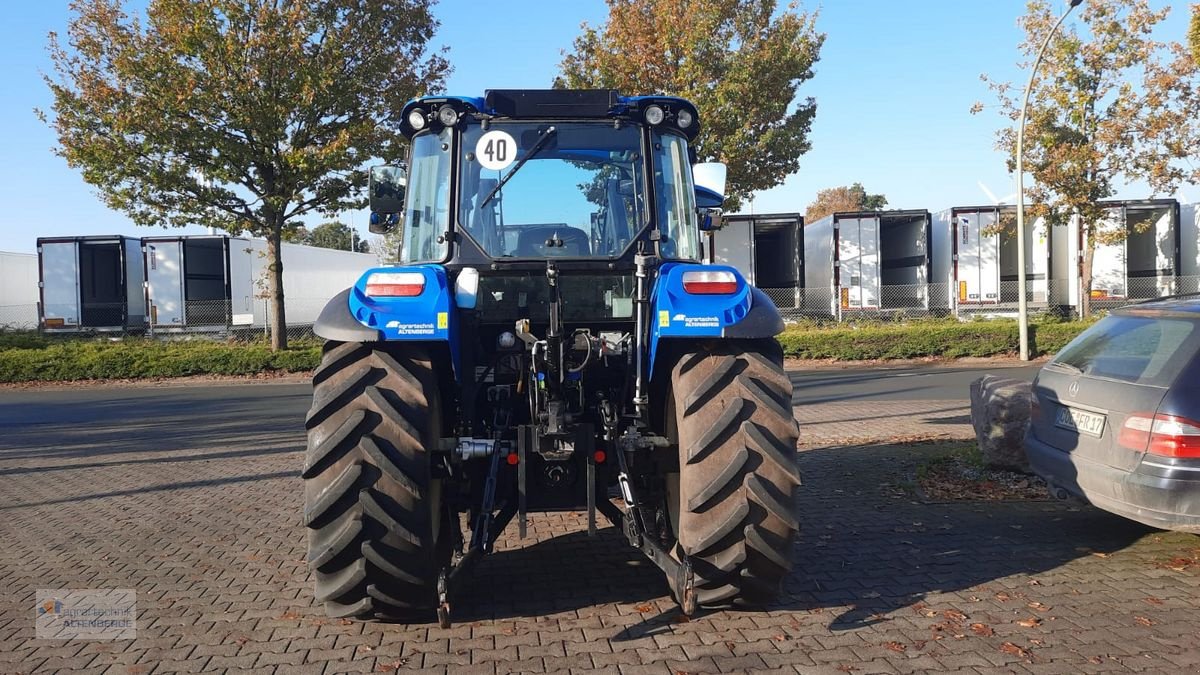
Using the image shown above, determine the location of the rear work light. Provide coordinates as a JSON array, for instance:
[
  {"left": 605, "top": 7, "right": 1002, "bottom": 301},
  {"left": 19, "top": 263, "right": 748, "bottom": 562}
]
[
  {"left": 1118, "top": 413, "right": 1200, "bottom": 458},
  {"left": 364, "top": 272, "right": 426, "bottom": 297},
  {"left": 681, "top": 270, "right": 739, "bottom": 295}
]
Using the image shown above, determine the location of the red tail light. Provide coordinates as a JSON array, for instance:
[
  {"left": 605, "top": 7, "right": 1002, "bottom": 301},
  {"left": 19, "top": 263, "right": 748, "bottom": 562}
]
[
  {"left": 1118, "top": 413, "right": 1200, "bottom": 458},
  {"left": 682, "top": 270, "right": 738, "bottom": 295},
  {"left": 365, "top": 272, "right": 425, "bottom": 297}
]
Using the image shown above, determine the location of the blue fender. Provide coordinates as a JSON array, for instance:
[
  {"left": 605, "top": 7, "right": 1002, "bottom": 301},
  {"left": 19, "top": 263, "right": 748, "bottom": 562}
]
[
  {"left": 647, "top": 262, "right": 785, "bottom": 375},
  {"left": 314, "top": 264, "right": 460, "bottom": 379}
]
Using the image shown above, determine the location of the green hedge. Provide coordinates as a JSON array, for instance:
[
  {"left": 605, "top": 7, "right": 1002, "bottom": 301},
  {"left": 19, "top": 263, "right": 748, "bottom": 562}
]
[
  {"left": 0, "top": 339, "right": 321, "bottom": 383},
  {"left": 776, "top": 319, "right": 1091, "bottom": 361}
]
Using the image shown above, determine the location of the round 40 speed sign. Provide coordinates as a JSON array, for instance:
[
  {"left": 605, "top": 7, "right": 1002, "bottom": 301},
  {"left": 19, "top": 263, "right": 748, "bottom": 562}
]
[{"left": 475, "top": 130, "right": 517, "bottom": 171}]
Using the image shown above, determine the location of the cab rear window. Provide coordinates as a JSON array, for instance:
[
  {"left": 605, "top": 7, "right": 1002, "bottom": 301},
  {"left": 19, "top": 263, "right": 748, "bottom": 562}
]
[{"left": 1051, "top": 315, "right": 1199, "bottom": 386}]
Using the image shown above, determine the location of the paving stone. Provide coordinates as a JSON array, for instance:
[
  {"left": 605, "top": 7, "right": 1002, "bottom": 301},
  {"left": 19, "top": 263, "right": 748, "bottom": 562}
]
[{"left": 2, "top": 387, "right": 1198, "bottom": 674}]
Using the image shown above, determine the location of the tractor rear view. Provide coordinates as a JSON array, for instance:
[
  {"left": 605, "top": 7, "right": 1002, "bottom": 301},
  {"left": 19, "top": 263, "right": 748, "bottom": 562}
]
[{"left": 304, "top": 89, "right": 799, "bottom": 625}]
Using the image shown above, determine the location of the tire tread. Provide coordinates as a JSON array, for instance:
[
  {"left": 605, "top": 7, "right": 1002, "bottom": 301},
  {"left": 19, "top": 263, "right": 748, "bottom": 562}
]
[{"left": 672, "top": 340, "right": 800, "bottom": 607}]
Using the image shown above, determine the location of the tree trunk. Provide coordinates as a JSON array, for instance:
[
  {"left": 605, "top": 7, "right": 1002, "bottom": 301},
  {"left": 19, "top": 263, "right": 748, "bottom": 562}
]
[{"left": 267, "top": 225, "right": 288, "bottom": 351}]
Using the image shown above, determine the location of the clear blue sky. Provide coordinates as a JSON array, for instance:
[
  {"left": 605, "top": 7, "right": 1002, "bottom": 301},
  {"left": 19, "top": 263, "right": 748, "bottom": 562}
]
[{"left": 1, "top": 0, "right": 1193, "bottom": 254}]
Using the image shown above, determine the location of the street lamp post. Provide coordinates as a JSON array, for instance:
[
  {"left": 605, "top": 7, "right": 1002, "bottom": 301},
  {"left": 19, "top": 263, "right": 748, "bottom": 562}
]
[{"left": 1016, "top": 0, "right": 1083, "bottom": 361}]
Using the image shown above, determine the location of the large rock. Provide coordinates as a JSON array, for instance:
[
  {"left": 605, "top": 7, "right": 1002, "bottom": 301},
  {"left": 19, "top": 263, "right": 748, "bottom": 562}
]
[{"left": 969, "top": 375, "right": 1033, "bottom": 472}]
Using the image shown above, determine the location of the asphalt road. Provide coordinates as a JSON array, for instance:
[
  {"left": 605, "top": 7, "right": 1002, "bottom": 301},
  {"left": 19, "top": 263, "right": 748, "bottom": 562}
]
[
  {"left": 0, "top": 363, "right": 1041, "bottom": 435},
  {"left": 789, "top": 362, "right": 1042, "bottom": 404}
]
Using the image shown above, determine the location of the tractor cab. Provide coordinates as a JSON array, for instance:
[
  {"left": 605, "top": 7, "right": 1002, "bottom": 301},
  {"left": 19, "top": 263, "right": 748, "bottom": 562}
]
[{"left": 369, "top": 89, "right": 718, "bottom": 269}]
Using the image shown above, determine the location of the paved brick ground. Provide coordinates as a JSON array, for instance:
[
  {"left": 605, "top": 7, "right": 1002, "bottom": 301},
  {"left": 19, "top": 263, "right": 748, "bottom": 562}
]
[
  {"left": 1, "top": 385, "right": 1199, "bottom": 674},
  {"left": 793, "top": 400, "right": 973, "bottom": 448}
]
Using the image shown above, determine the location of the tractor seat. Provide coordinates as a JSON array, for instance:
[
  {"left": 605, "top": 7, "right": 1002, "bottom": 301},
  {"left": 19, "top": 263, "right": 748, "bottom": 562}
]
[{"left": 514, "top": 225, "right": 591, "bottom": 257}]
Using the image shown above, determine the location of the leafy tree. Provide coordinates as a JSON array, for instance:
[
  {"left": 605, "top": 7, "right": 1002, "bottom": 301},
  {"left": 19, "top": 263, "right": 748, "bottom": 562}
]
[
  {"left": 805, "top": 183, "right": 887, "bottom": 222},
  {"left": 1190, "top": 3, "right": 1200, "bottom": 61},
  {"left": 283, "top": 226, "right": 311, "bottom": 245},
  {"left": 557, "top": 0, "right": 824, "bottom": 210},
  {"left": 43, "top": 0, "right": 448, "bottom": 349},
  {"left": 306, "top": 221, "right": 368, "bottom": 252},
  {"left": 974, "top": 0, "right": 1197, "bottom": 317},
  {"left": 861, "top": 191, "right": 889, "bottom": 212}
]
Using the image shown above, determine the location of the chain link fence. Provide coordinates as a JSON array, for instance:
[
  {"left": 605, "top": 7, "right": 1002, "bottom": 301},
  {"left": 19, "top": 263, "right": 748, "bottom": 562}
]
[
  {"left": 2, "top": 278, "right": 1199, "bottom": 339},
  {"left": 1, "top": 297, "right": 334, "bottom": 343}
]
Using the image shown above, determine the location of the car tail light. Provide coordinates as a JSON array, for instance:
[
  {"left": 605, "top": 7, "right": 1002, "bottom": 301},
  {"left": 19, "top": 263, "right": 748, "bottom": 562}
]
[
  {"left": 681, "top": 270, "right": 738, "bottom": 295},
  {"left": 364, "top": 272, "right": 425, "bottom": 297},
  {"left": 1118, "top": 413, "right": 1200, "bottom": 458}
]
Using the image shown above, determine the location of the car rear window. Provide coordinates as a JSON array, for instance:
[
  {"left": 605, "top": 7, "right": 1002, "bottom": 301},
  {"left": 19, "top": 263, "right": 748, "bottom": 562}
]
[{"left": 1050, "top": 314, "right": 1199, "bottom": 387}]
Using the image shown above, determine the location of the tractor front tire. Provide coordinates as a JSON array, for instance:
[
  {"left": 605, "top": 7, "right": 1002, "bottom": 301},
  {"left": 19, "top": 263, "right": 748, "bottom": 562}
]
[
  {"left": 671, "top": 339, "right": 801, "bottom": 606},
  {"left": 303, "top": 341, "right": 447, "bottom": 619}
]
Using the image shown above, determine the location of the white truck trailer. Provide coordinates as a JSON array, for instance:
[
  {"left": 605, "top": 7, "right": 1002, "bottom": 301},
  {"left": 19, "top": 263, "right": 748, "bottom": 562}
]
[
  {"left": 37, "top": 236, "right": 147, "bottom": 332},
  {"left": 142, "top": 235, "right": 256, "bottom": 331},
  {"left": 0, "top": 251, "right": 40, "bottom": 329},
  {"left": 802, "top": 209, "right": 933, "bottom": 317},
  {"left": 948, "top": 206, "right": 1064, "bottom": 311},
  {"left": 246, "top": 238, "right": 378, "bottom": 326},
  {"left": 709, "top": 213, "right": 803, "bottom": 310},
  {"left": 1067, "top": 199, "right": 1182, "bottom": 306},
  {"left": 142, "top": 235, "right": 378, "bottom": 332}
]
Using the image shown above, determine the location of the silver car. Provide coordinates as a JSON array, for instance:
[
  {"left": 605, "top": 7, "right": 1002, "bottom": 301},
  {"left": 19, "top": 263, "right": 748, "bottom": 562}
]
[{"left": 1026, "top": 297, "right": 1200, "bottom": 532}]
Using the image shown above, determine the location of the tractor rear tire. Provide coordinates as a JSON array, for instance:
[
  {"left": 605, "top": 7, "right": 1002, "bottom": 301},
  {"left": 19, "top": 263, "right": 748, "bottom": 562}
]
[
  {"left": 670, "top": 339, "right": 800, "bottom": 607},
  {"left": 303, "top": 341, "right": 448, "bottom": 619}
]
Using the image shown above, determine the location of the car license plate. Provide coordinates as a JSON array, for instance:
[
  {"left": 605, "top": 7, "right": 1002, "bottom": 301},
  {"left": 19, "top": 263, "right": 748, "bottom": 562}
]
[{"left": 1055, "top": 406, "right": 1106, "bottom": 437}]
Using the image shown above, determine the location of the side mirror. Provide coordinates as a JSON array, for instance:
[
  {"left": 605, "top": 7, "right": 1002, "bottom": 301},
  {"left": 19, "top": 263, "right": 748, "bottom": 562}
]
[
  {"left": 693, "top": 162, "right": 727, "bottom": 209},
  {"left": 368, "top": 164, "right": 407, "bottom": 223},
  {"left": 698, "top": 208, "right": 723, "bottom": 231}
]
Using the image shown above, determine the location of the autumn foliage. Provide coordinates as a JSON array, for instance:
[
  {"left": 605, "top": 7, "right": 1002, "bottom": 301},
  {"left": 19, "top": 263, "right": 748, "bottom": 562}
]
[
  {"left": 805, "top": 183, "right": 888, "bottom": 223},
  {"left": 558, "top": 0, "right": 824, "bottom": 210}
]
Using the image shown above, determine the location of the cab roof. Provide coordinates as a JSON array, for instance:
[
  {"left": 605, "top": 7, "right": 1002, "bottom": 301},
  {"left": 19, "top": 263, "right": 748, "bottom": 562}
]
[{"left": 399, "top": 89, "right": 700, "bottom": 141}]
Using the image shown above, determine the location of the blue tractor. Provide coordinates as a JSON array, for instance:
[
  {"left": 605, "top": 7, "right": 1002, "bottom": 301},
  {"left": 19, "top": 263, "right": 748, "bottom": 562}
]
[{"left": 305, "top": 90, "right": 799, "bottom": 625}]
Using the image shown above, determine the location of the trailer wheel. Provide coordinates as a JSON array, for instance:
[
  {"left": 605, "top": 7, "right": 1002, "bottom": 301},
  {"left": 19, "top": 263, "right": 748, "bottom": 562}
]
[
  {"left": 669, "top": 339, "right": 800, "bottom": 606},
  {"left": 303, "top": 341, "right": 449, "bottom": 619}
]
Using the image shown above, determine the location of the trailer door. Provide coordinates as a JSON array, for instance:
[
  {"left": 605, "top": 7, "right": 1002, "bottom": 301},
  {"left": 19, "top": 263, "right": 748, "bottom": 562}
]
[
  {"left": 1030, "top": 216, "right": 1050, "bottom": 303},
  {"left": 712, "top": 219, "right": 755, "bottom": 285},
  {"left": 955, "top": 213, "right": 976, "bottom": 303},
  {"left": 1090, "top": 207, "right": 1127, "bottom": 298},
  {"left": 977, "top": 210, "right": 1000, "bottom": 303},
  {"left": 858, "top": 215, "right": 880, "bottom": 308},
  {"left": 838, "top": 216, "right": 879, "bottom": 309},
  {"left": 226, "top": 238, "right": 255, "bottom": 325},
  {"left": 40, "top": 241, "right": 80, "bottom": 327},
  {"left": 124, "top": 238, "right": 146, "bottom": 326},
  {"left": 146, "top": 241, "right": 185, "bottom": 326},
  {"left": 837, "top": 218, "right": 858, "bottom": 309}
]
